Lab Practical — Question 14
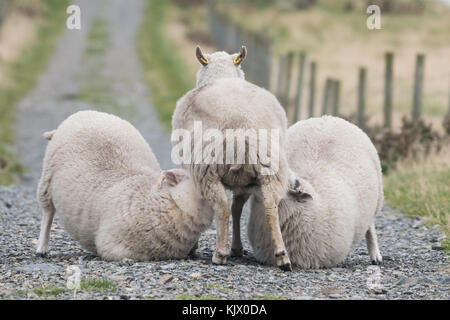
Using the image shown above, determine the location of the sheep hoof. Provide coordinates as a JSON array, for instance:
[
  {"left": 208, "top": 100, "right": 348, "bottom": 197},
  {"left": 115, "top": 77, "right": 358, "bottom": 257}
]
[
  {"left": 230, "top": 248, "right": 245, "bottom": 257},
  {"left": 370, "top": 252, "right": 383, "bottom": 265},
  {"left": 212, "top": 251, "right": 228, "bottom": 265},
  {"left": 36, "top": 252, "right": 48, "bottom": 258},
  {"left": 279, "top": 263, "right": 292, "bottom": 272},
  {"left": 371, "top": 257, "right": 383, "bottom": 265},
  {"left": 275, "top": 250, "right": 292, "bottom": 271}
]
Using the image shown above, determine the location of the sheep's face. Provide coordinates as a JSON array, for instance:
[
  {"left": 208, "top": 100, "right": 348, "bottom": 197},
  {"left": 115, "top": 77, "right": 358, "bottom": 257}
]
[
  {"left": 195, "top": 46, "right": 246, "bottom": 88},
  {"left": 157, "top": 169, "right": 213, "bottom": 219}
]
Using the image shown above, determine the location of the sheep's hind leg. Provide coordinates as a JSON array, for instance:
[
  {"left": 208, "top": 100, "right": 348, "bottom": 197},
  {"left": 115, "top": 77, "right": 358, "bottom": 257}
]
[
  {"left": 260, "top": 185, "right": 292, "bottom": 271},
  {"left": 36, "top": 203, "right": 55, "bottom": 257},
  {"left": 201, "top": 180, "right": 231, "bottom": 265},
  {"left": 230, "top": 193, "right": 250, "bottom": 257},
  {"left": 366, "top": 223, "right": 383, "bottom": 265}
]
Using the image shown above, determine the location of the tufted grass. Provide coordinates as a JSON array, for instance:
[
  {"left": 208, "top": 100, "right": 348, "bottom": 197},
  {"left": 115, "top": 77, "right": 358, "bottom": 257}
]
[
  {"left": 174, "top": 294, "right": 221, "bottom": 300},
  {"left": 79, "top": 277, "right": 117, "bottom": 292},
  {"left": 0, "top": 0, "right": 69, "bottom": 185},
  {"left": 33, "top": 285, "right": 67, "bottom": 297},
  {"left": 137, "top": 0, "right": 193, "bottom": 132},
  {"left": 383, "top": 144, "right": 450, "bottom": 252}
]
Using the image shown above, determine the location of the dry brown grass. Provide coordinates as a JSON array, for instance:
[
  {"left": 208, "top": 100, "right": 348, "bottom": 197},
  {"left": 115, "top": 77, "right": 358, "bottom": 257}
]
[
  {"left": 167, "top": 4, "right": 215, "bottom": 77},
  {"left": 0, "top": 2, "right": 43, "bottom": 86},
  {"left": 219, "top": 2, "right": 450, "bottom": 131}
]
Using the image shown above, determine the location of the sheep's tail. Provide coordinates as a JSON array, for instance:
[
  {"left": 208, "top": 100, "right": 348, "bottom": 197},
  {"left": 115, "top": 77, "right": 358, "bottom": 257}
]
[{"left": 43, "top": 130, "right": 56, "bottom": 141}]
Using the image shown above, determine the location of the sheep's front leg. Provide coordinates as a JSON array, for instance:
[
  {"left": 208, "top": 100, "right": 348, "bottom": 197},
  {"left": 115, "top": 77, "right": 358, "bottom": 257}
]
[
  {"left": 260, "top": 184, "right": 292, "bottom": 271},
  {"left": 230, "top": 193, "right": 250, "bottom": 257}
]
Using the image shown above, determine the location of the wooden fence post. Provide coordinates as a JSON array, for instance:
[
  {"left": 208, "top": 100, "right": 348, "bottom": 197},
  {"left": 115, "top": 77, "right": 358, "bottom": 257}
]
[
  {"left": 322, "top": 78, "right": 332, "bottom": 115},
  {"left": 358, "top": 67, "right": 366, "bottom": 129},
  {"left": 412, "top": 53, "right": 425, "bottom": 122},
  {"left": 332, "top": 79, "right": 340, "bottom": 116},
  {"left": 293, "top": 52, "right": 306, "bottom": 122},
  {"left": 384, "top": 52, "right": 393, "bottom": 129},
  {"left": 448, "top": 76, "right": 450, "bottom": 115},
  {"left": 276, "top": 55, "right": 286, "bottom": 106},
  {"left": 308, "top": 61, "right": 316, "bottom": 117},
  {"left": 283, "top": 51, "right": 294, "bottom": 116},
  {"left": 262, "top": 32, "right": 273, "bottom": 90}
]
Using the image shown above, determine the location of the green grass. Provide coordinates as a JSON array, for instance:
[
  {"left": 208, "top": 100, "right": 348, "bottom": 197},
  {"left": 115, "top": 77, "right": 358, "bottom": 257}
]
[
  {"left": 31, "top": 277, "right": 117, "bottom": 297},
  {"left": 0, "top": 0, "right": 69, "bottom": 185},
  {"left": 74, "top": 17, "right": 125, "bottom": 116},
  {"left": 174, "top": 294, "right": 221, "bottom": 300},
  {"left": 13, "top": 289, "right": 28, "bottom": 297},
  {"left": 33, "top": 285, "right": 67, "bottom": 297},
  {"left": 202, "top": 283, "right": 222, "bottom": 289},
  {"left": 384, "top": 152, "right": 450, "bottom": 252},
  {"left": 80, "top": 277, "right": 117, "bottom": 292},
  {"left": 137, "top": 0, "right": 193, "bottom": 131},
  {"left": 252, "top": 295, "right": 285, "bottom": 300},
  {"left": 84, "top": 19, "right": 110, "bottom": 57}
]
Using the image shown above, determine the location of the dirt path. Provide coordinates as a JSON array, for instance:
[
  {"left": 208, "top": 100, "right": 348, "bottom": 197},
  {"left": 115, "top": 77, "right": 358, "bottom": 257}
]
[{"left": 15, "top": 0, "right": 172, "bottom": 185}]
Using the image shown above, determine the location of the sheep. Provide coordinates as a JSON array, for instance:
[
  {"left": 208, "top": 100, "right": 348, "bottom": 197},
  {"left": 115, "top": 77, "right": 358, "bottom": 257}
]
[
  {"left": 171, "top": 46, "right": 292, "bottom": 270},
  {"left": 248, "top": 116, "right": 384, "bottom": 268},
  {"left": 36, "top": 110, "right": 213, "bottom": 261}
]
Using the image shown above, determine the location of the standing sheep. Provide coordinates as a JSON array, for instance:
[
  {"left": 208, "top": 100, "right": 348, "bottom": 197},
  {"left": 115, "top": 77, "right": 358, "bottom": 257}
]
[
  {"left": 248, "top": 116, "right": 384, "bottom": 268},
  {"left": 172, "top": 46, "right": 292, "bottom": 270},
  {"left": 36, "top": 110, "right": 213, "bottom": 261}
]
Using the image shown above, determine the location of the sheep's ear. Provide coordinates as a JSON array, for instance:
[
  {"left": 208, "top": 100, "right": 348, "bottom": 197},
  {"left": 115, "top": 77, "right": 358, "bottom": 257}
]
[
  {"left": 157, "top": 169, "right": 187, "bottom": 189},
  {"left": 233, "top": 46, "right": 247, "bottom": 66},
  {"left": 196, "top": 45, "right": 209, "bottom": 66},
  {"left": 288, "top": 178, "right": 313, "bottom": 202}
]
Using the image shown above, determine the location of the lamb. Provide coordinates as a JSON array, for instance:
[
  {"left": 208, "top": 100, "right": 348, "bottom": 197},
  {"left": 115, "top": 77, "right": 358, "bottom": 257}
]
[
  {"left": 171, "top": 46, "right": 292, "bottom": 270},
  {"left": 248, "top": 116, "right": 384, "bottom": 268},
  {"left": 36, "top": 110, "right": 213, "bottom": 261}
]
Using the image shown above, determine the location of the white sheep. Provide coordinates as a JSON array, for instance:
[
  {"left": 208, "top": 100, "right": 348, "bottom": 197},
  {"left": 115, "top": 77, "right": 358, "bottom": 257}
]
[
  {"left": 248, "top": 116, "right": 384, "bottom": 268},
  {"left": 171, "top": 46, "right": 292, "bottom": 270},
  {"left": 36, "top": 110, "right": 213, "bottom": 261}
]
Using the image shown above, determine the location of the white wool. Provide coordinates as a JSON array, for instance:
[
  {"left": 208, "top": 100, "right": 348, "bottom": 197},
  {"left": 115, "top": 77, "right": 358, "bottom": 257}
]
[
  {"left": 172, "top": 48, "right": 292, "bottom": 269},
  {"left": 248, "top": 116, "right": 383, "bottom": 268},
  {"left": 36, "top": 110, "right": 213, "bottom": 261}
]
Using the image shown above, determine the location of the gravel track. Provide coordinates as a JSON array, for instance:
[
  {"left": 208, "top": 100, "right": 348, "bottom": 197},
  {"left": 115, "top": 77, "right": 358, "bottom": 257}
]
[{"left": 0, "top": 0, "right": 448, "bottom": 300}]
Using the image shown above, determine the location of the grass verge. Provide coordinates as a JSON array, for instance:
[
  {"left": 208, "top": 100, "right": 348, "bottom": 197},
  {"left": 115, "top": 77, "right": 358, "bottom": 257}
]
[
  {"left": 80, "top": 277, "right": 117, "bottom": 292},
  {"left": 0, "top": 0, "right": 69, "bottom": 185},
  {"left": 384, "top": 145, "right": 450, "bottom": 252},
  {"left": 33, "top": 285, "right": 67, "bottom": 297},
  {"left": 137, "top": 0, "right": 193, "bottom": 131},
  {"left": 175, "top": 294, "right": 221, "bottom": 300}
]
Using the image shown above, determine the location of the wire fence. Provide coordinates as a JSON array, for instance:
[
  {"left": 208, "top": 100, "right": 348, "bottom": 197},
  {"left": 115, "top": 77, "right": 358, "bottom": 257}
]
[{"left": 207, "top": 1, "right": 450, "bottom": 131}]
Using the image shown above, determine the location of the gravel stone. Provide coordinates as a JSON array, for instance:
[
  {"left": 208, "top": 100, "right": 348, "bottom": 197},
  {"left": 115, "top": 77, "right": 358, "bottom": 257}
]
[{"left": 0, "top": 0, "right": 448, "bottom": 300}]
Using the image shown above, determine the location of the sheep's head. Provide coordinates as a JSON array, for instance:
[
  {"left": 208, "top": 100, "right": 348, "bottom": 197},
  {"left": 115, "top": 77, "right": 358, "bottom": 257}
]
[
  {"left": 157, "top": 169, "right": 213, "bottom": 219},
  {"left": 195, "top": 45, "right": 247, "bottom": 88}
]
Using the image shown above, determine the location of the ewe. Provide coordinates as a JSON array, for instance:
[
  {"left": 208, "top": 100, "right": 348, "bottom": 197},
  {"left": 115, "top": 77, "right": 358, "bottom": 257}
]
[
  {"left": 248, "top": 116, "right": 383, "bottom": 268},
  {"left": 36, "top": 111, "right": 213, "bottom": 261},
  {"left": 172, "top": 46, "right": 292, "bottom": 270}
]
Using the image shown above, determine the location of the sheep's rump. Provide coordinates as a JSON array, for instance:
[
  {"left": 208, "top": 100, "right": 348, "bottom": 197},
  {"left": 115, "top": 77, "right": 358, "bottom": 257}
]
[
  {"left": 38, "top": 110, "right": 160, "bottom": 252},
  {"left": 287, "top": 116, "right": 383, "bottom": 228},
  {"left": 172, "top": 78, "right": 288, "bottom": 190}
]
